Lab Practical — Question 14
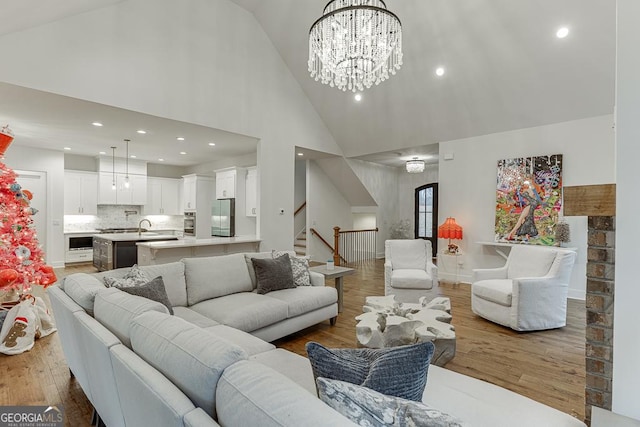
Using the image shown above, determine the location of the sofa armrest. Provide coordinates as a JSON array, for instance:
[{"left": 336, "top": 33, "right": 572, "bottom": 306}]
[
  {"left": 384, "top": 262, "right": 393, "bottom": 288},
  {"left": 309, "top": 271, "right": 325, "bottom": 287},
  {"left": 512, "top": 276, "right": 569, "bottom": 330},
  {"left": 472, "top": 265, "right": 508, "bottom": 282}
]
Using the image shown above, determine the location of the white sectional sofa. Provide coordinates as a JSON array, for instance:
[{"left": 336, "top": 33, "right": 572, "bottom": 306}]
[{"left": 48, "top": 252, "right": 587, "bottom": 427}]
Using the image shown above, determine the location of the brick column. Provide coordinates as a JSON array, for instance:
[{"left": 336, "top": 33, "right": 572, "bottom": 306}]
[{"left": 584, "top": 216, "right": 615, "bottom": 424}]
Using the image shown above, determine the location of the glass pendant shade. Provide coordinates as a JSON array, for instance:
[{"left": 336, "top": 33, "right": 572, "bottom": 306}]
[
  {"left": 406, "top": 157, "right": 425, "bottom": 173},
  {"left": 309, "top": 0, "right": 403, "bottom": 92}
]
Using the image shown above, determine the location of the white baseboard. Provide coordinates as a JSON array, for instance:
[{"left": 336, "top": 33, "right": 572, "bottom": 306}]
[
  {"left": 568, "top": 288, "right": 586, "bottom": 300},
  {"left": 51, "top": 261, "right": 66, "bottom": 269}
]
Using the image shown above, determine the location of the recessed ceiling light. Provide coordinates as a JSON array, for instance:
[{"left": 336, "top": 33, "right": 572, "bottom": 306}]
[
  {"left": 354, "top": 93, "right": 362, "bottom": 102},
  {"left": 556, "top": 27, "right": 569, "bottom": 38},
  {"left": 63, "top": 147, "right": 71, "bottom": 151},
  {"left": 99, "top": 151, "right": 106, "bottom": 155},
  {"left": 158, "top": 158, "right": 165, "bottom": 162},
  {"left": 137, "top": 130, "right": 147, "bottom": 134},
  {"left": 297, "top": 153, "right": 304, "bottom": 156},
  {"left": 180, "top": 151, "right": 187, "bottom": 155},
  {"left": 435, "top": 67, "right": 445, "bottom": 77},
  {"left": 208, "top": 142, "right": 216, "bottom": 146},
  {"left": 177, "top": 137, "right": 185, "bottom": 141},
  {"left": 92, "top": 122, "right": 103, "bottom": 127},
  {"left": 130, "top": 155, "right": 137, "bottom": 159}
]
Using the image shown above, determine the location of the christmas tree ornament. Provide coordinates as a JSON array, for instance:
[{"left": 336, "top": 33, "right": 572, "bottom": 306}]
[{"left": 0, "top": 125, "right": 14, "bottom": 158}]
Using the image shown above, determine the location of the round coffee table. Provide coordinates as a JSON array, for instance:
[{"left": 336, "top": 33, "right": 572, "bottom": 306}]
[{"left": 355, "top": 295, "right": 456, "bottom": 366}]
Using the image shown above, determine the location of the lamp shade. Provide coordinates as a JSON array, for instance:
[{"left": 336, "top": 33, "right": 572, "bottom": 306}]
[{"left": 438, "top": 217, "right": 463, "bottom": 240}]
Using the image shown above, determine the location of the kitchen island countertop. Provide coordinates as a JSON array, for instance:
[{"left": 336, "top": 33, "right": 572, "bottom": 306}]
[
  {"left": 136, "top": 235, "right": 261, "bottom": 266},
  {"left": 93, "top": 233, "right": 179, "bottom": 242}
]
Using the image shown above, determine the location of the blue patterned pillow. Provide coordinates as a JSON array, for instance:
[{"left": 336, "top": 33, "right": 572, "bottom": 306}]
[
  {"left": 317, "top": 377, "right": 466, "bottom": 427},
  {"left": 305, "top": 341, "right": 434, "bottom": 402}
]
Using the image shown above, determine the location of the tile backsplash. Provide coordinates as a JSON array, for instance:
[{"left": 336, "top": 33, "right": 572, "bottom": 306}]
[{"left": 64, "top": 205, "right": 183, "bottom": 231}]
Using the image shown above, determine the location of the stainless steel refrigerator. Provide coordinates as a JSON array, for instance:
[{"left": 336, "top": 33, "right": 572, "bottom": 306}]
[{"left": 211, "top": 198, "right": 235, "bottom": 237}]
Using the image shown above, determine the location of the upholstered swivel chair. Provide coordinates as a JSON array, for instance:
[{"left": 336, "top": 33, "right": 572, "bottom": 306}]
[
  {"left": 471, "top": 245, "right": 576, "bottom": 331},
  {"left": 384, "top": 239, "right": 439, "bottom": 303}
]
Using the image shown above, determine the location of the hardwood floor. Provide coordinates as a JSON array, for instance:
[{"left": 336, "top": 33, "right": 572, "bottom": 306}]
[{"left": 0, "top": 260, "right": 586, "bottom": 425}]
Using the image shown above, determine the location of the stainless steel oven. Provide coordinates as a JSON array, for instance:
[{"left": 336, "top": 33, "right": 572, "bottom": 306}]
[
  {"left": 184, "top": 212, "right": 196, "bottom": 236},
  {"left": 65, "top": 233, "right": 96, "bottom": 264}
]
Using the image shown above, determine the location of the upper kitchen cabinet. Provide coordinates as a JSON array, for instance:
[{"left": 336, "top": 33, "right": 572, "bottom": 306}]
[
  {"left": 182, "top": 174, "right": 214, "bottom": 212},
  {"left": 98, "top": 173, "right": 147, "bottom": 205},
  {"left": 245, "top": 167, "right": 257, "bottom": 217},
  {"left": 146, "top": 177, "right": 181, "bottom": 215},
  {"left": 215, "top": 168, "right": 236, "bottom": 199},
  {"left": 97, "top": 157, "right": 147, "bottom": 205},
  {"left": 64, "top": 170, "right": 98, "bottom": 215}
]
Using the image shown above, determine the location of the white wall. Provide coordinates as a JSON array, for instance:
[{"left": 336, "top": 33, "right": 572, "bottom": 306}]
[
  {"left": 347, "top": 159, "right": 398, "bottom": 257},
  {"left": 613, "top": 0, "right": 640, "bottom": 419},
  {"left": 4, "top": 145, "right": 65, "bottom": 268},
  {"left": 306, "top": 160, "right": 353, "bottom": 262},
  {"left": 438, "top": 115, "right": 615, "bottom": 299},
  {"left": 0, "top": 0, "right": 344, "bottom": 251},
  {"left": 294, "top": 160, "right": 306, "bottom": 237}
]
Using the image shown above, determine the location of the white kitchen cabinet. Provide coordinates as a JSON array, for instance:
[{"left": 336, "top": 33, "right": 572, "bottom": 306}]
[
  {"left": 183, "top": 175, "right": 197, "bottom": 211},
  {"left": 98, "top": 172, "right": 147, "bottom": 205},
  {"left": 216, "top": 169, "right": 236, "bottom": 199},
  {"left": 245, "top": 167, "right": 257, "bottom": 217},
  {"left": 146, "top": 177, "right": 181, "bottom": 215},
  {"left": 64, "top": 170, "right": 98, "bottom": 215}
]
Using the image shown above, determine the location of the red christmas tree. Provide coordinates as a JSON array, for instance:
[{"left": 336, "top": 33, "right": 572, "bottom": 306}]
[{"left": 0, "top": 125, "right": 56, "bottom": 294}]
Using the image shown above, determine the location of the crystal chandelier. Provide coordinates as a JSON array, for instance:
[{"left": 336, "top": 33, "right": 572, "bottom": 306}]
[
  {"left": 308, "top": 0, "right": 403, "bottom": 92},
  {"left": 406, "top": 157, "right": 425, "bottom": 173}
]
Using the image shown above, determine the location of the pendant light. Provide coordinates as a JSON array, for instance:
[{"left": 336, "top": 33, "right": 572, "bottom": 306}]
[
  {"left": 124, "top": 139, "right": 130, "bottom": 188},
  {"left": 110, "top": 146, "right": 117, "bottom": 190}
]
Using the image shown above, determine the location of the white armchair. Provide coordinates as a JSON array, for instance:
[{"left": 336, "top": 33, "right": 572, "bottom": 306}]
[
  {"left": 384, "top": 239, "right": 439, "bottom": 303},
  {"left": 471, "top": 245, "right": 576, "bottom": 331}
]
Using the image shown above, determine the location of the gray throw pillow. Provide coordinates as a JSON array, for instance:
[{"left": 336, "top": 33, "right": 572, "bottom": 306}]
[
  {"left": 305, "top": 341, "right": 434, "bottom": 402},
  {"left": 103, "top": 264, "right": 149, "bottom": 288},
  {"left": 272, "top": 250, "right": 311, "bottom": 286},
  {"left": 317, "top": 377, "right": 466, "bottom": 427},
  {"left": 120, "top": 276, "right": 174, "bottom": 315},
  {"left": 251, "top": 254, "right": 296, "bottom": 294}
]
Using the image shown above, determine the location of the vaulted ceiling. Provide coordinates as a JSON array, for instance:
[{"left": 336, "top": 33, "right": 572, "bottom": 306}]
[
  {"left": 231, "top": 0, "right": 615, "bottom": 158},
  {"left": 0, "top": 0, "right": 616, "bottom": 166}
]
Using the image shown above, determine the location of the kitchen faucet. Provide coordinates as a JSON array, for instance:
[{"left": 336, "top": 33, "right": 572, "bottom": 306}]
[{"left": 138, "top": 219, "right": 152, "bottom": 237}]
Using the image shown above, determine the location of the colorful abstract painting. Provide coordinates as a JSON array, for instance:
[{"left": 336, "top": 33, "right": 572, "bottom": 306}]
[{"left": 495, "top": 154, "right": 563, "bottom": 245}]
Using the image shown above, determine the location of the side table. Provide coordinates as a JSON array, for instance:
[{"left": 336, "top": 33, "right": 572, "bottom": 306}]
[
  {"left": 438, "top": 252, "right": 463, "bottom": 284},
  {"left": 308, "top": 265, "right": 355, "bottom": 316}
]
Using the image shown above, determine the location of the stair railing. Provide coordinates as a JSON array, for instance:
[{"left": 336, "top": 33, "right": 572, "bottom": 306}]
[
  {"left": 334, "top": 226, "right": 378, "bottom": 266},
  {"left": 310, "top": 227, "right": 347, "bottom": 264}
]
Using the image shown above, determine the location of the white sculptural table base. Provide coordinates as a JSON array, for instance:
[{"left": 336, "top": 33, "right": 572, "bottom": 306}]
[{"left": 355, "top": 295, "right": 456, "bottom": 366}]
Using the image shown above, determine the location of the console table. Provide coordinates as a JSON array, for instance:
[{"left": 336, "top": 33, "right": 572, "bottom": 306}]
[
  {"left": 478, "top": 241, "right": 577, "bottom": 260},
  {"left": 308, "top": 265, "right": 355, "bottom": 314}
]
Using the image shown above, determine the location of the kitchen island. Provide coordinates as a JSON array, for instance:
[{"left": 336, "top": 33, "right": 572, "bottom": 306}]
[
  {"left": 93, "top": 232, "right": 179, "bottom": 271},
  {"left": 137, "top": 235, "right": 261, "bottom": 266}
]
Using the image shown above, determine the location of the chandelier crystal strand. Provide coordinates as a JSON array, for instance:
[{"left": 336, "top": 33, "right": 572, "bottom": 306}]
[{"left": 309, "top": 0, "right": 402, "bottom": 92}]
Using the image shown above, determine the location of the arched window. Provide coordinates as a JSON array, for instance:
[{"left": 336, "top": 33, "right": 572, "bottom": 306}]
[{"left": 415, "top": 183, "right": 438, "bottom": 254}]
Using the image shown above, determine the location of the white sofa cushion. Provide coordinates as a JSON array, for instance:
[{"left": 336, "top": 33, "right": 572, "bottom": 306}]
[
  {"left": 390, "top": 269, "right": 433, "bottom": 289},
  {"left": 63, "top": 273, "right": 106, "bottom": 315},
  {"left": 190, "top": 293, "right": 288, "bottom": 332},
  {"left": 139, "top": 262, "right": 188, "bottom": 307},
  {"left": 249, "top": 349, "right": 317, "bottom": 395},
  {"left": 507, "top": 246, "right": 556, "bottom": 278},
  {"left": 387, "top": 240, "right": 427, "bottom": 269},
  {"left": 472, "top": 279, "right": 514, "bottom": 307},
  {"left": 244, "top": 252, "right": 275, "bottom": 289},
  {"left": 173, "top": 307, "right": 220, "bottom": 328},
  {"left": 184, "top": 254, "right": 253, "bottom": 305},
  {"left": 204, "top": 325, "right": 275, "bottom": 356},
  {"left": 216, "top": 360, "right": 357, "bottom": 427},
  {"left": 130, "top": 311, "right": 248, "bottom": 419},
  {"left": 266, "top": 287, "right": 338, "bottom": 318},
  {"left": 94, "top": 288, "right": 169, "bottom": 348}
]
